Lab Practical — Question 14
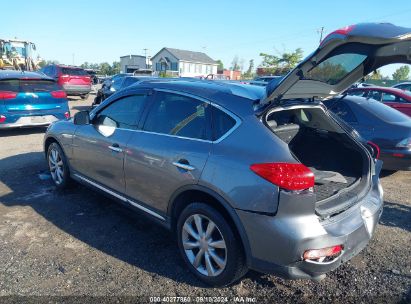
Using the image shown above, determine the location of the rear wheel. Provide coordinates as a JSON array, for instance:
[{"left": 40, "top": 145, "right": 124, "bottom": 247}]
[
  {"left": 177, "top": 203, "right": 247, "bottom": 286},
  {"left": 47, "top": 142, "right": 71, "bottom": 189}
]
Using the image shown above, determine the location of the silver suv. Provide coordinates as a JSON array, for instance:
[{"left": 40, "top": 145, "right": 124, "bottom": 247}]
[{"left": 44, "top": 23, "right": 411, "bottom": 286}]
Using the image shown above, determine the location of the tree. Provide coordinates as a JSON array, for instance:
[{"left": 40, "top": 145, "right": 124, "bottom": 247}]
[
  {"left": 367, "top": 69, "right": 383, "bottom": 80},
  {"left": 38, "top": 59, "right": 59, "bottom": 68},
  {"left": 392, "top": 65, "right": 410, "bottom": 81},
  {"left": 243, "top": 59, "right": 255, "bottom": 79},
  {"left": 231, "top": 55, "right": 240, "bottom": 71},
  {"left": 111, "top": 61, "right": 121, "bottom": 75},
  {"left": 259, "top": 48, "right": 303, "bottom": 75},
  {"left": 216, "top": 59, "right": 224, "bottom": 70},
  {"left": 99, "top": 62, "right": 112, "bottom": 75}
]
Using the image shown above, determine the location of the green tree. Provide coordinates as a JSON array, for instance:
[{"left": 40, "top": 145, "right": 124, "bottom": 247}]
[
  {"left": 216, "top": 59, "right": 224, "bottom": 70},
  {"left": 392, "top": 65, "right": 410, "bottom": 81},
  {"left": 243, "top": 59, "right": 254, "bottom": 79},
  {"left": 111, "top": 61, "right": 121, "bottom": 75},
  {"left": 231, "top": 55, "right": 240, "bottom": 71},
  {"left": 38, "top": 59, "right": 59, "bottom": 68},
  {"left": 259, "top": 48, "right": 303, "bottom": 75},
  {"left": 99, "top": 62, "right": 112, "bottom": 75},
  {"left": 367, "top": 69, "right": 383, "bottom": 80}
]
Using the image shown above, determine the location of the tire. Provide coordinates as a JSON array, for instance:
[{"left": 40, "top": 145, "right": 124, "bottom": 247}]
[
  {"left": 177, "top": 203, "right": 247, "bottom": 286},
  {"left": 47, "top": 142, "right": 71, "bottom": 189}
]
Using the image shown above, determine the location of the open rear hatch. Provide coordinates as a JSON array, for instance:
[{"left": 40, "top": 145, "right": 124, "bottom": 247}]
[{"left": 258, "top": 23, "right": 411, "bottom": 218}]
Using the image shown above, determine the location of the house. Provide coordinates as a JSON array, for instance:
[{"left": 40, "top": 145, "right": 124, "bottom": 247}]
[
  {"left": 120, "top": 55, "right": 150, "bottom": 73},
  {"left": 151, "top": 47, "right": 218, "bottom": 77}
]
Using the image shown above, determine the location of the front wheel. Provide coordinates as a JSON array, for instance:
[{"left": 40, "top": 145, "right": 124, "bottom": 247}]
[
  {"left": 47, "top": 142, "right": 71, "bottom": 189},
  {"left": 177, "top": 203, "right": 247, "bottom": 286}
]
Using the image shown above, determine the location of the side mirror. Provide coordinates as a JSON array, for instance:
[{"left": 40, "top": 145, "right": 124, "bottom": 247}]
[{"left": 73, "top": 111, "right": 90, "bottom": 125}]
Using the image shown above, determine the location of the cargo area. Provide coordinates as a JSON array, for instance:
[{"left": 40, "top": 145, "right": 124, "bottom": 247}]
[{"left": 265, "top": 105, "right": 370, "bottom": 218}]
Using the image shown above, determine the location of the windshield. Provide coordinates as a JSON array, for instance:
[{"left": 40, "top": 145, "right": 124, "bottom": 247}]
[
  {"left": 3, "top": 41, "right": 27, "bottom": 57},
  {"left": 306, "top": 53, "right": 367, "bottom": 85},
  {"left": 62, "top": 68, "right": 88, "bottom": 76}
]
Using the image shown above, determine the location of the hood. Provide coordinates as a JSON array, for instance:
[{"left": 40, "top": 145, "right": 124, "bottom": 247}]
[{"left": 260, "top": 23, "right": 411, "bottom": 109}]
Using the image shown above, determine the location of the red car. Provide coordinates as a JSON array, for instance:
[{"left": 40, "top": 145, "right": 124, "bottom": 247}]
[
  {"left": 346, "top": 86, "right": 411, "bottom": 117},
  {"left": 39, "top": 65, "right": 91, "bottom": 98}
]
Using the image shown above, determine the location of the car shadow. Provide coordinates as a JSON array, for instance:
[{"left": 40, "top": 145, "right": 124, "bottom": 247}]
[
  {"left": 0, "top": 127, "right": 46, "bottom": 137},
  {"left": 379, "top": 201, "right": 411, "bottom": 233},
  {"left": 0, "top": 152, "right": 205, "bottom": 287}
]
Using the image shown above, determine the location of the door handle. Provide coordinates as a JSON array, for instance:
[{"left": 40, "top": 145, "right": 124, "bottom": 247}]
[
  {"left": 172, "top": 160, "right": 195, "bottom": 171},
  {"left": 108, "top": 143, "right": 123, "bottom": 153}
]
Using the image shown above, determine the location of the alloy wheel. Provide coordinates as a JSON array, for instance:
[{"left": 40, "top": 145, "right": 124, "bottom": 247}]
[
  {"left": 49, "top": 148, "right": 64, "bottom": 185},
  {"left": 182, "top": 214, "right": 227, "bottom": 277}
]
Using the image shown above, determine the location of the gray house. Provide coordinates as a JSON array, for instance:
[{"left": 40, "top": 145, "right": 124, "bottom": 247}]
[
  {"left": 151, "top": 47, "right": 218, "bottom": 77},
  {"left": 120, "top": 55, "right": 150, "bottom": 73}
]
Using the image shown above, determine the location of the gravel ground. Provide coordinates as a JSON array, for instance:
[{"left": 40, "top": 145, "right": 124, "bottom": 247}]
[{"left": 0, "top": 94, "right": 410, "bottom": 303}]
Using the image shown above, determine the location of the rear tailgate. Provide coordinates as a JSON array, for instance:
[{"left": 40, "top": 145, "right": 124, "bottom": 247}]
[
  {"left": 60, "top": 68, "right": 91, "bottom": 85},
  {"left": 0, "top": 79, "right": 67, "bottom": 112}
]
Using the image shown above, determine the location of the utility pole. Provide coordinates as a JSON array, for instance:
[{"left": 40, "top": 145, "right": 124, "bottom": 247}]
[
  {"left": 317, "top": 27, "right": 325, "bottom": 44},
  {"left": 143, "top": 48, "right": 148, "bottom": 68}
]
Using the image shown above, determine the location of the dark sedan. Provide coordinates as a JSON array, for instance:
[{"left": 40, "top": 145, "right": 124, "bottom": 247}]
[
  {"left": 93, "top": 75, "right": 154, "bottom": 106},
  {"left": 346, "top": 86, "right": 411, "bottom": 117},
  {"left": 324, "top": 96, "right": 411, "bottom": 171}
]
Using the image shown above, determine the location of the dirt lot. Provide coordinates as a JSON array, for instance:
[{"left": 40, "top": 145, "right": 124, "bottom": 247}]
[{"left": 0, "top": 94, "right": 410, "bottom": 303}]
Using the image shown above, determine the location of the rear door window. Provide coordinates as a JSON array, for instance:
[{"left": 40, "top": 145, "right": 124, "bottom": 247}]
[
  {"left": 347, "top": 90, "right": 366, "bottom": 97},
  {"left": 368, "top": 90, "right": 382, "bottom": 101},
  {"left": 122, "top": 77, "right": 140, "bottom": 88},
  {"left": 143, "top": 91, "right": 210, "bottom": 140},
  {"left": 381, "top": 93, "right": 397, "bottom": 103}
]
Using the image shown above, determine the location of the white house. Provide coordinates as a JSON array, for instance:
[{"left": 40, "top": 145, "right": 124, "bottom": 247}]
[{"left": 151, "top": 47, "right": 218, "bottom": 77}]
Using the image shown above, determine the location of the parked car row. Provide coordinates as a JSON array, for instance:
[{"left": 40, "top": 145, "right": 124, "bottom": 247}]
[{"left": 42, "top": 23, "right": 411, "bottom": 286}]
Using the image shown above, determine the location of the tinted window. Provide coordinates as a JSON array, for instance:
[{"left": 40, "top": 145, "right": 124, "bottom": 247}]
[
  {"left": 306, "top": 53, "right": 367, "bottom": 85},
  {"left": 143, "top": 92, "right": 209, "bottom": 140},
  {"left": 94, "top": 95, "right": 147, "bottom": 129},
  {"left": 329, "top": 101, "right": 357, "bottom": 123},
  {"left": 212, "top": 107, "right": 236, "bottom": 140},
  {"left": 0, "top": 80, "right": 60, "bottom": 92},
  {"left": 111, "top": 77, "right": 124, "bottom": 91},
  {"left": 61, "top": 68, "right": 88, "bottom": 76},
  {"left": 361, "top": 100, "right": 410, "bottom": 123}
]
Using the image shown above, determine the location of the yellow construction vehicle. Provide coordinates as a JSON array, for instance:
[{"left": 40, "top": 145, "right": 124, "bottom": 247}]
[{"left": 0, "top": 39, "right": 39, "bottom": 71}]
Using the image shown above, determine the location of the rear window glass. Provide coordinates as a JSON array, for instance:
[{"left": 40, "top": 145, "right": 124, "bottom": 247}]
[
  {"left": 0, "top": 80, "right": 60, "bottom": 92},
  {"left": 306, "top": 53, "right": 367, "bottom": 85},
  {"left": 61, "top": 68, "right": 88, "bottom": 76},
  {"left": 363, "top": 100, "right": 410, "bottom": 123}
]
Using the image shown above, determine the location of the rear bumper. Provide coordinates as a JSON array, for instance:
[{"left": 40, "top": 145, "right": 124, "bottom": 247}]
[
  {"left": 237, "top": 171, "right": 383, "bottom": 280},
  {"left": 379, "top": 150, "right": 411, "bottom": 171},
  {"left": 62, "top": 84, "right": 91, "bottom": 95},
  {"left": 0, "top": 113, "right": 66, "bottom": 129}
]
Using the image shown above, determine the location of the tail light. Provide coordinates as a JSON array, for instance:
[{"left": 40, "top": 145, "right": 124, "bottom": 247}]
[
  {"left": 64, "top": 111, "right": 70, "bottom": 119},
  {"left": 320, "top": 24, "right": 355, "bottom": 46},
  {"left": 51, "top": 90, "right": 67, "bottom": 98},
  {"left": 0, "top": 115, "right": 6, "bottom": 123},
  {"left": 303, "top": 245, "right": 343, "bottom": 261},
  {"left": 367, "top": 141, "right": 380, "bottom": 159},
  {"left": 0, "top": 91, "right": 17, "bottom": 99},
  {"left": 250, "top": 162, "right": 315, "bottom": 191}
]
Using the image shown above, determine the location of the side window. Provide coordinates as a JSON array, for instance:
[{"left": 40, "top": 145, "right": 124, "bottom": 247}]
[
  {"left": 329, "top": 101, "right": 357, "bottom": 123},
  {"left": 212, "top": 106, "right": 236, "bottom": 141},
  {"left": 122, "top": 77, "right": 140, "bottom": 88},
  {"left": 111, "top": 77, "right": 124, "bottom": 91},
  {"left": 143, "top": 92, "right": 210, "bottom": 140},
  {"left": 369, "top": 90, "right": 382, "bottom": 101},
  {"left": 381, "top": 93, "right": 397, "bottom": 103},
  {"left": 94, "top": 94, "right": 147, "bottom": 130}
]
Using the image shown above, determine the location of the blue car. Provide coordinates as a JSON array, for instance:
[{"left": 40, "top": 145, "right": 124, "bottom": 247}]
[{"left": 0, "top": 70, "right": 70, "bottom": 128}]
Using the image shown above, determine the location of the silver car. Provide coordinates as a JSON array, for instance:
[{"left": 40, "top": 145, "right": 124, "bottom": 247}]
[{"left": 44, "top": 23, "right": 411, "bottom": 286}]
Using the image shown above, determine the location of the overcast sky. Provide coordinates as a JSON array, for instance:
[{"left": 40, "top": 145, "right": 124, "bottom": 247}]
[{"left": 2, "top": 0, "right": 410, "bottom": 77}]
